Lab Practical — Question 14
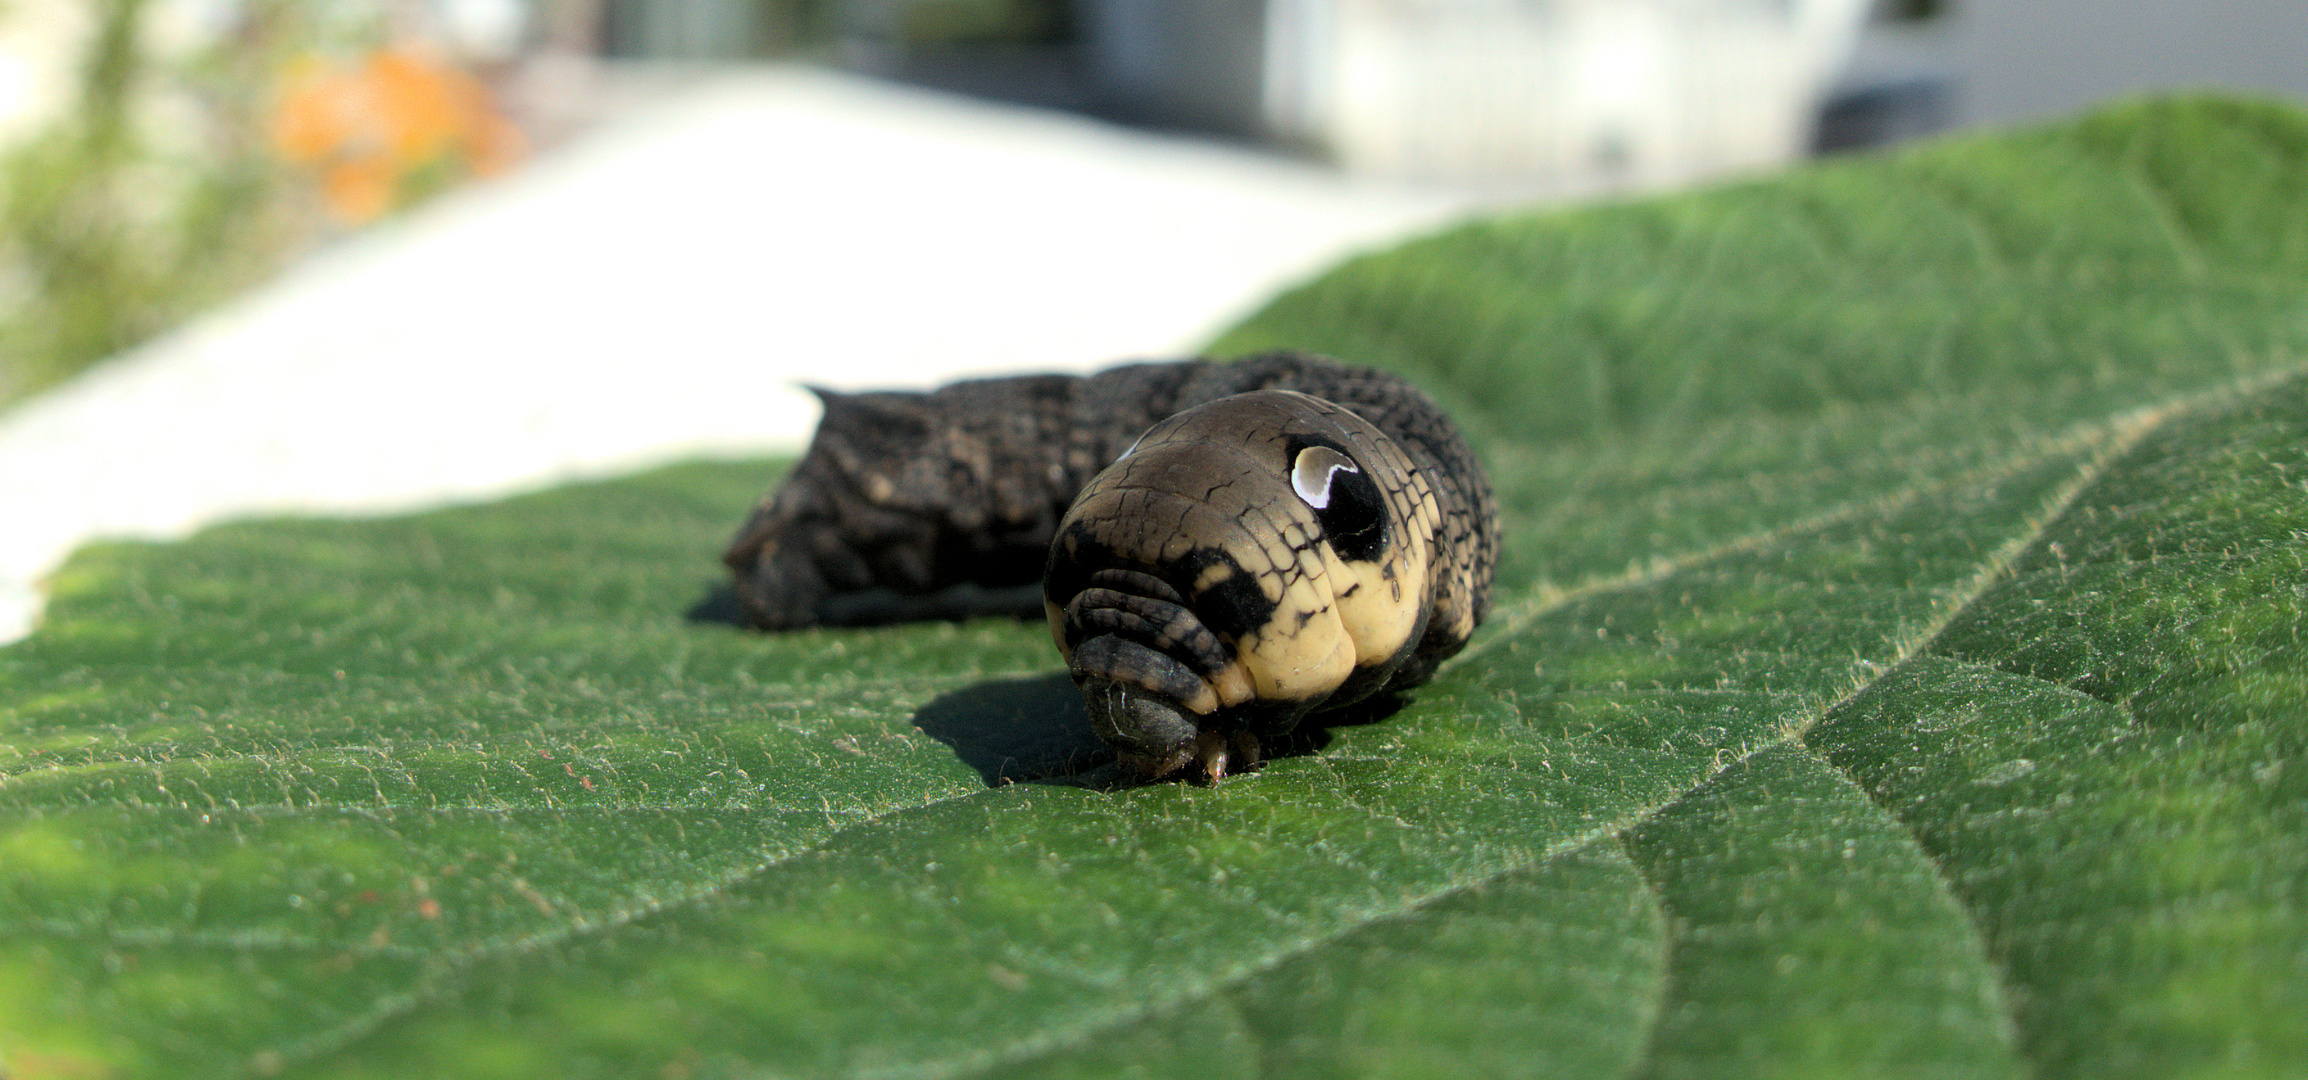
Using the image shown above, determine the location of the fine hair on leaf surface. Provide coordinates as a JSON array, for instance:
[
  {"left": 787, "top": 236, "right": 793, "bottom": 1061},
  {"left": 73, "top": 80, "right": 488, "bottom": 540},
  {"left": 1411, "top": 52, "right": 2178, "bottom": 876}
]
[{"left": 4, "top": 96, "right": 2307, "bottom": 1079}]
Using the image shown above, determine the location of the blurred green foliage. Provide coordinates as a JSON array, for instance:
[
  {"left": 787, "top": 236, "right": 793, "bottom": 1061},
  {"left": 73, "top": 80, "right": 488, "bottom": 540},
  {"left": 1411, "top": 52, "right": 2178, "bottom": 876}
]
[{"left": 0, "top": 1, "right": 350, "bottom": 409}]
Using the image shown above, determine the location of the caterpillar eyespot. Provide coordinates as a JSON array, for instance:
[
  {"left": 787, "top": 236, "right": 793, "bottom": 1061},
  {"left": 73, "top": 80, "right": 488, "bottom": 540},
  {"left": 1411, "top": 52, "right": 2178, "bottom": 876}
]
[
  {"left": 1290, "top": 444, "right": 1359, "bottom": 509},
  {"left": 722, "top": 351, "right": 1498, "bottom": 782}
]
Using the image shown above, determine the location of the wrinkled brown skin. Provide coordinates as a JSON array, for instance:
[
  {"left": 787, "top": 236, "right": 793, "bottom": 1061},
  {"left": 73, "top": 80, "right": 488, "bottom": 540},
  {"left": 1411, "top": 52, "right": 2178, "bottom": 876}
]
[{"left": 723, "top": 352, "right": 1497, "bottom": 780}]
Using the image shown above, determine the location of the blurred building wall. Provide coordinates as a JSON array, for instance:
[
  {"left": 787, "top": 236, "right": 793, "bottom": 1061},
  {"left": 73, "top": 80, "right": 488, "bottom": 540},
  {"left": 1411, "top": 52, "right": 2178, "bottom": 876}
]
[{"left": 1085, "top": 0, "right": 1873, "bottom": 188}]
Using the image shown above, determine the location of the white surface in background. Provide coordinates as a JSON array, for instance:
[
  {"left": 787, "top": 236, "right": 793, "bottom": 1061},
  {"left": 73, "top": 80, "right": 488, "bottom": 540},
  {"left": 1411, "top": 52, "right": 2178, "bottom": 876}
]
[{"left": 0, "top": 67, "right": 1477, "bottom": 644}]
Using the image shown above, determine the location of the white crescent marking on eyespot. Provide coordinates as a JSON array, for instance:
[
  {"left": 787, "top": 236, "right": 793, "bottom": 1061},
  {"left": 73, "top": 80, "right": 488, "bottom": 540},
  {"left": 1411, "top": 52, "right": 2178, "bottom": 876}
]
[{"left": 1291, "top": 445, "right": 1360, "bottom": 510}]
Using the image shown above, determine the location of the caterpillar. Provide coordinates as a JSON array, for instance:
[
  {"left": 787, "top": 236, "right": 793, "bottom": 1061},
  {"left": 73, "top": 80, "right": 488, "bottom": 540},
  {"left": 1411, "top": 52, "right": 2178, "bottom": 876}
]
[{"left": 723, "top": 351, "right": 1497, "bottom": 780}]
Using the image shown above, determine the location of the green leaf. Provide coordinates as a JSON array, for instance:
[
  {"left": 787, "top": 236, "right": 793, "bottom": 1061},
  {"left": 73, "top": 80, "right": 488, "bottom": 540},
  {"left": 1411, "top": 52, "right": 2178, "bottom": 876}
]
[{"left": 5, "top": 96, "right": 2306, "bottom": 1079}]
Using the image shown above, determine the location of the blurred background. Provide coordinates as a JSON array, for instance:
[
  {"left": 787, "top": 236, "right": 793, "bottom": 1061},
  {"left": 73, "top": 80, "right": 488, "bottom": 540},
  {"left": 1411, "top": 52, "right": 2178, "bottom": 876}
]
[
  {"left": 3, "top": 0, "right": 2305, "bottom": 411},
  {"left": 1, "top": 0, "right": 2304, "bottom": 648}
]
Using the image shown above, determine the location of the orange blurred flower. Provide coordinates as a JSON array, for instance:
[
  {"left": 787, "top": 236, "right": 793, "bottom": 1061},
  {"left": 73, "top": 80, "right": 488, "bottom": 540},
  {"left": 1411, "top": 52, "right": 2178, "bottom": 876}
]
[{"left": 271, "top": 48, "right": 525, "bottom": 222}]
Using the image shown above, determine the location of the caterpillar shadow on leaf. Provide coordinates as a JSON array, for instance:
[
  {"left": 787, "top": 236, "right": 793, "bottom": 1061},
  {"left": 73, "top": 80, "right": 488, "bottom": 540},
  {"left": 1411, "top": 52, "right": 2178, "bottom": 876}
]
[{"left": 908, "top": 673, "right": 1408, "bottom": 789}]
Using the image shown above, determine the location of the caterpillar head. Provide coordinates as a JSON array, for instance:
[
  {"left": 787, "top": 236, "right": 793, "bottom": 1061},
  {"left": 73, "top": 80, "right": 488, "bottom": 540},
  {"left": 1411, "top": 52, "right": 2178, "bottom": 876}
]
[{"left": 1043, "top": 390, "right": 1444, "bottom": 780}]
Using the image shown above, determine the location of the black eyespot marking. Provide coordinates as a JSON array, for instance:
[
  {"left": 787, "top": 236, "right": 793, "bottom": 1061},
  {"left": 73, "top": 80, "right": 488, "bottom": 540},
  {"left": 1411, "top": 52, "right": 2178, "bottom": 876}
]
[
  {"left": 1290, "top": 444, "right": 1359, "bottom": 509},
  {"left": 1289, "top": 436, "right": 1387, "bottom": 563}
]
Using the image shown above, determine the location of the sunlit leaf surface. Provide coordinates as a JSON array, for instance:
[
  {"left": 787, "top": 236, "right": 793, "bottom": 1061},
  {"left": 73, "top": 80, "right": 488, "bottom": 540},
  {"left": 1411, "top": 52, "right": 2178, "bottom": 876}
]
[{"left": 5, "top": 97, "right": 2305, "bottom": 1079}]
